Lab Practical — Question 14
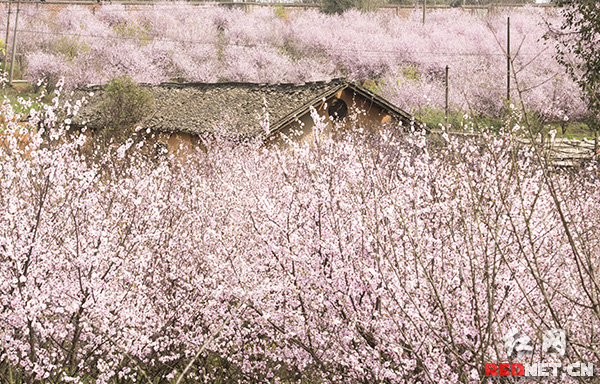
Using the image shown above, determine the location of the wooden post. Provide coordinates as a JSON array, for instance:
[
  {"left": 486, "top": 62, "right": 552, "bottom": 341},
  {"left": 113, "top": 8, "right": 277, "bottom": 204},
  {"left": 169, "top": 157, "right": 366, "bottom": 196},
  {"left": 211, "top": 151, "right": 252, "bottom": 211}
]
[
  {"left": 445, "top": 65, "right": 449, "bottom": 128},
  {"left": 8, "top": 0, "right": 21, "bottom": 86},
  {"left": 2, "top": 0, "right": 12, "bottom": 75},
  {"left": 507, "top": 16, "right": 511, "bottom": 101},
  {"left": 595, "top": 128, "right": 598, "bottom": 160},
  {"left": 423, "top": 0, "right": 426, "bottom": 25}
]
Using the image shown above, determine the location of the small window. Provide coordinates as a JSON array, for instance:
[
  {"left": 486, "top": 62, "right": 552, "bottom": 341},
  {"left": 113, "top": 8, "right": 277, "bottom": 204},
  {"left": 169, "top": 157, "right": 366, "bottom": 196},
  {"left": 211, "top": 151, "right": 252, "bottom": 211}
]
[{"left": 328, "top": 98, "right": 348, "bottom": 121}]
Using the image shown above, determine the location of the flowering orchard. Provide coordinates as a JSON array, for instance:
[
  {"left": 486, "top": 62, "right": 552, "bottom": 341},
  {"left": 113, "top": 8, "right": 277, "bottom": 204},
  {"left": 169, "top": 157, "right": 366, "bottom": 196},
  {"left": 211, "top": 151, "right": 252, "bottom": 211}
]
[
  {"left": 7, "top": 3, "right": 583, "bottom": 122},
  {"left": 0, "top": 84, "right": 599, "bottom": 383}
]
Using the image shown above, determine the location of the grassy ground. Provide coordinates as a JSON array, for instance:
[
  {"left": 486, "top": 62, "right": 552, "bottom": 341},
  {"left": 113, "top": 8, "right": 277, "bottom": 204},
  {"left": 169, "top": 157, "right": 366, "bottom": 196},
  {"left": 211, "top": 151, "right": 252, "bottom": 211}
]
[
  {"left": 1, "top": 82, "right": 54, "bottom": 115},
  {"left": 416, "top": 106, "right": 597, "bottom": 140},
  {"left": 540, "top": 122, "right": 595, "bottom": 140}
]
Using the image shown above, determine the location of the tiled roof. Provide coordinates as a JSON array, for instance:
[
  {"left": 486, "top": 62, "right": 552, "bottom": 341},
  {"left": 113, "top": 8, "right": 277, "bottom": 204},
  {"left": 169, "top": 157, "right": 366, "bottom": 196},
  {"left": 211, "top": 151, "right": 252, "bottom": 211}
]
[{"left": 70, "top": 79, "right": 416, "bottom": 138}]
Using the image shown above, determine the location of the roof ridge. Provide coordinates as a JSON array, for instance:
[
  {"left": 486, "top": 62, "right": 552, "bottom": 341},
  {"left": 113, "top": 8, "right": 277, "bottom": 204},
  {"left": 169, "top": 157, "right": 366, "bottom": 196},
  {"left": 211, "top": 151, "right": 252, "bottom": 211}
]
[
  {"left": 144, "top": 78, "right": 349, "bottom": 88},
  {"left": 80, "top": 78, "right": 351, "bottom": 90}
]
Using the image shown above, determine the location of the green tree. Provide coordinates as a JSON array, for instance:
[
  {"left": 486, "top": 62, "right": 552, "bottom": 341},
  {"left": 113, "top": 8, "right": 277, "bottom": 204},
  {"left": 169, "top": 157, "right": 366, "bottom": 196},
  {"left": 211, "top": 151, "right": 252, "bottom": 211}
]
[
  {"left": 322, "top": 0, "right": 383, "bottom": 14},
  {"left": 553, "top": 0, "right": 600, "bottom": 151}
]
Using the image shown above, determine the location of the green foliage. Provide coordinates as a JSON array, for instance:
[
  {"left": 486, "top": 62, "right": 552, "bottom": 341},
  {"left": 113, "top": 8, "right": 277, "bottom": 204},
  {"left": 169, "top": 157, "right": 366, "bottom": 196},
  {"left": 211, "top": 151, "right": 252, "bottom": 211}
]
[
  {"left": 416, "top": 102, "right": 595, "bottom": 140},
  {"left": 321, "top": 0, "right": 383, "bottom": 14},
  {"left": 414, "top": 106, "right": 503, "bottom": 132},
  {"left": 554, "top": 0, "right": 600, "bottom": 122},
  {"left": 274, "top": 4, "right": 290, "bottom": 19},
  {"left": 99, "top": 77, "right": 154, "bottom": 140},
  {"left": 322, "top": 0, "right": 354, "bottom": 14},
  {"left": 114, "top": 21, "right": 152, "bottom": 45},
  {"left": 2, "top": 83, "right": 53, "bottom": 117},
  {"left": 53, "top": 37, "right": 90, "bottom": 61},
  {"left": 541, "top": 121, "right": 594, "bottom": 140},
  {"left": 398, "top": 66, "right": 420, "bottom": 81}
]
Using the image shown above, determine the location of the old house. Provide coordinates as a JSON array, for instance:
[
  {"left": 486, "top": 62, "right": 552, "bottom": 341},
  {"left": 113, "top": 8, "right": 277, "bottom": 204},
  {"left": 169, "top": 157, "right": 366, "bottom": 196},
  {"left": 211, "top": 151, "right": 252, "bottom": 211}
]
[{"left": 71, "top": 78, "right": 421, "bottom": 155}]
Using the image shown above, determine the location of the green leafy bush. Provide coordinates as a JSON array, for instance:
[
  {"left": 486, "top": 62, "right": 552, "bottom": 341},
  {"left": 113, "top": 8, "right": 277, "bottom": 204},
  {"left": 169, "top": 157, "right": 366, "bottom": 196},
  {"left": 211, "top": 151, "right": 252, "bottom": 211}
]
[{"left": 99, "top": 76, "right": 154, "bottom": 140}]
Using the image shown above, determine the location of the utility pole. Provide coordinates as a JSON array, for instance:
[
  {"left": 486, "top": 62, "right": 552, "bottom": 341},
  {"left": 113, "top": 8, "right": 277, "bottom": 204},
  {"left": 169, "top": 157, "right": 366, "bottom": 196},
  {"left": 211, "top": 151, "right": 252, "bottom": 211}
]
[
  {"left": 445, "top": 65, "right": 449, "bottom": 128},
  {"left": 2, "top": 0, "right": 12, "bottom": 76},
  {"left": 507, "top": 16, "right": 510, "bottom": 101},
  {"left": 8, "top": 0, "right": 21, "bottom": 86}
]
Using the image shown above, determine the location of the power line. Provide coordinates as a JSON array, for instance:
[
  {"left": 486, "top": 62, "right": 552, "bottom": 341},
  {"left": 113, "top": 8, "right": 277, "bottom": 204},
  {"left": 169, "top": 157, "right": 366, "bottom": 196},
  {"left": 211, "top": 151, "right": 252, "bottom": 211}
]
[{"left": 0, "top": 27, "right": 553, "bottom": 59}]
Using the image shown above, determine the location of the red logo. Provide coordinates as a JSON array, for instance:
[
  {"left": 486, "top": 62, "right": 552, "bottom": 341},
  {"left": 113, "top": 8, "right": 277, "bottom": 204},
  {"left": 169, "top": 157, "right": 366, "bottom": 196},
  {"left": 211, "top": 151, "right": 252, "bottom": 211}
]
[{"left": 485, "top": 363, "right": 525, "bottom": 377}]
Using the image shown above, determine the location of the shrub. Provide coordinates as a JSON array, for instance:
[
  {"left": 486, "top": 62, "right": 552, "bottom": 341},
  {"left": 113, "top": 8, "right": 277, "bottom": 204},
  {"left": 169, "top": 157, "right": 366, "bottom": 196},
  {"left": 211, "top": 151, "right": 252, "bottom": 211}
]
[{"left": 99, "top": 76, "right": 154, "bottom": 140}]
